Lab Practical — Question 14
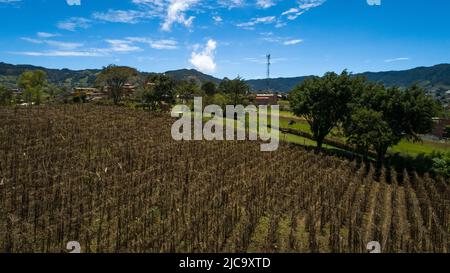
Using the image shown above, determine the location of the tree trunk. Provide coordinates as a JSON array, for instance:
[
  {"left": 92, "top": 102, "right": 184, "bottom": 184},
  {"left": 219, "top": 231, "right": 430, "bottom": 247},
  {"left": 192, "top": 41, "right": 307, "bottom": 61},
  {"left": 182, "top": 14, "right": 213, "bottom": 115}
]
[
  {"left": 376, "top": 146, "right": 388, "bottom": 169},
  {"left": 362, "top": 147, "right": 369, "bottom": 163},
  {"left": 316, "top": 138, "right": 323, "bottom": 153}
]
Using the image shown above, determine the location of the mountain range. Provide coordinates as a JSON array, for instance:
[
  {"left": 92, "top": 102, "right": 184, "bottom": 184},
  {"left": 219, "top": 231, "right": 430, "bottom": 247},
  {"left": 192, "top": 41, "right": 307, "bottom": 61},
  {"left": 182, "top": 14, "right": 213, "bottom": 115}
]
[{"left": 1, "top": 61, "right": 450, "bottom": 94}]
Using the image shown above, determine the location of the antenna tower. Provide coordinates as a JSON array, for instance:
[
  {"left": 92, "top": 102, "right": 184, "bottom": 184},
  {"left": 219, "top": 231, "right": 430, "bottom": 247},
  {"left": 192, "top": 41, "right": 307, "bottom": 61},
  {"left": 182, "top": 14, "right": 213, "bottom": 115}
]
[{"left": 266, "top": 54, "right": 271, "bottom": 92}]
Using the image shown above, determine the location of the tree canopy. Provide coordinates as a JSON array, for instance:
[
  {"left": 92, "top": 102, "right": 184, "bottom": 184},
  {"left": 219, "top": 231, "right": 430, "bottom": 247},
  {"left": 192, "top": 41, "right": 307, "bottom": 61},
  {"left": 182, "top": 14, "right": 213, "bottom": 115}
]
[
  {"left": 17, "top": 70, "right": 48, "bottom": 104},
  {"left": 96, "top": 65, "right": 138, "bottom": 105},
  {"left": 290, "top": 71, "right": 438, "bottom": 166},
  {"left": 140, "top": 74, "right": 175, "bottom": 111},
  {"left": 346, "top": 84, "right": 439, "bottom": 165},
  {"left": 344, "top": 107, "right": 394, "bottom": 163},
  {"left": 289, "top": 71, "right": 364, "bottom": 149},
  {"left": 219, "top": 76, "right": 250, "bottom": 106},
  {"left": 0, "top": 85, "right": 13, "bottom": 105},
  {"left": 201, "top": 81, "right": 217, "bottom": 96}
]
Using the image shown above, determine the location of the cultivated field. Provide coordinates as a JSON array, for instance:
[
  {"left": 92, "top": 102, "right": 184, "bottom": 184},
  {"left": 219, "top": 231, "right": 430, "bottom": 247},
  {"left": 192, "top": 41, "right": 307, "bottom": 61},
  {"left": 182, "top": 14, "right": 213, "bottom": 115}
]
[{"left": 0, "top": 106, "right": 448, "bottom": 253}]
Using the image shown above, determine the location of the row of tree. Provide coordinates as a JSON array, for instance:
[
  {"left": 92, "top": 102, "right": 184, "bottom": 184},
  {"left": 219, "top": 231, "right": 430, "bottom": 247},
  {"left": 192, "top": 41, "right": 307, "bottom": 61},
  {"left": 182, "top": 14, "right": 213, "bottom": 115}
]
[
  {"left": 289, "top": 71, "right": 440, "bottom": 166},
  {"left": 95, "top": 65, "right": 251, "bottom": 108},
  {"left": 0, "top": 64, "right": 253, "bottom": 107},
  {"left": 0, "top": 69, "right": 73, "bottom": 105},
  {"left": 0, "top": 70, "right": 48, "bottom": 105}
]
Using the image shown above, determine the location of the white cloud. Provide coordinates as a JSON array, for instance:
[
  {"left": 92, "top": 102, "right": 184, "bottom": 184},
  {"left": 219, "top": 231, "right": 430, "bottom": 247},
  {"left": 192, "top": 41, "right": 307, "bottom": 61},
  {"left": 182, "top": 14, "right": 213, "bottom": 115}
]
[
  {"left": 105, "top": 39, "right": 141, "bottom": 52},
  {"left": 282, "top": 7, "right": 299, "bottom": 15},
  {"left": 367, "top": 0, "right": 381, "bottom": 6},
  {"left": 45, "top": 40, "right": 83, "bottom": 50},
  {"left": 257, "top": 0, "right": 275, "bottom": 9},
  {"left": 218, "top": 0, "right": 245, "bottom": 9},
  {"left": 16, "top": 35, "right": 154, "bottom": 57},
  {"left": 37, "top": 32, "right": 59, "bottom": 38},
  {"left": 162, "top": 0, "right": 199, "bottom": 31},
  {"left": 213, "top": 16, "right": 223, "bottom": 23},
  {"left": 275, "top": 20, "right": 287, "bottom": 28},
  {"left": 281, "top": 0, "right": 325, "bottom": 20},
  {"left": 55, "top": 0, "right": 321, "bottom": 33},
  {"left": 131, "top": 0, "right": 166, "bottom": 14},
  {"left": 237, "top": 16, "right": 276, "bottom": 29},
  {"left": 283, "top": 39, "right": 303, "bottom": 45},
  {"left": 93, "top": 10, "right": 146, "bottom": 24},
  {"left": 299, "top": 0, "right": 326, "bottom": 10},
  {"left": 126, "top": 37, "right": 179, "bottom": 50},
  {"left": 66, "top": 0, "right": 80, "bottom": 6},
  {"left": 150, "top": 39, "right": 178, "bottom": 49},
  {"left": 190, "top": 39, "right": 217, "bottom": 73},
  {"left": 131, "top": 0, "right": 165, "bottom": 6},
  {"left": 260, "top": 33, "right": 303, "bottom": 45},
  {"left": 0, "top": 0, "right": 22, "bottom": 3},
  {"left": 57, "top": 17, "right": 91, "bottom": 31},
  {"left": 384, "top": 57, "right": 409, "bottom": 63},
  {"left": 21, "top": 37, "right": 83, "bottom": 50},
  {"left": 281, "top": 8, "right": 305, "bottom": 20}
]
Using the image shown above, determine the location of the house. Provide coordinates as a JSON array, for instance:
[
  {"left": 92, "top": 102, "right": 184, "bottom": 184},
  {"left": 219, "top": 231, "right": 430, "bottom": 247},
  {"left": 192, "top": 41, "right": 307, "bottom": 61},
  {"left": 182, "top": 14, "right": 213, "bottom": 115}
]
[
  {"left": 10, "top": 88, "right": 22, "bottom": 96},
  {"left": 72, "top": 87, "right": 106, "bottom": 101},
  {"left": 122, "top": 83, "right": 137, "bottom": 96},
  {"left": 277, "top": 93, "right": 288, "bottom": 100},
  {"left": 102, "top": 83, "right": 137, "bottom": 97},
  {"left": 255, "top": 94, "right": 278, "bottom": 106},
  {"left": 445, "top": 90, "right": 450, "bottom": 99},
  {"left": 73, "top": 87, "right": 98, "bottom": 96},
  {"left": 430, "top": 117, "right": 450, "bottom": 139}
]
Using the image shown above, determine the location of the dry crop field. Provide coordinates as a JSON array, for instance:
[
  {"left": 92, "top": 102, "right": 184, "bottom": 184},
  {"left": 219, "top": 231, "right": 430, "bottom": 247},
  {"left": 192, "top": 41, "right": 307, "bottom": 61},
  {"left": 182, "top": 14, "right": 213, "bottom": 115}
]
[{"left": 0, "top": 105, "right": 448, "bottom": 253}]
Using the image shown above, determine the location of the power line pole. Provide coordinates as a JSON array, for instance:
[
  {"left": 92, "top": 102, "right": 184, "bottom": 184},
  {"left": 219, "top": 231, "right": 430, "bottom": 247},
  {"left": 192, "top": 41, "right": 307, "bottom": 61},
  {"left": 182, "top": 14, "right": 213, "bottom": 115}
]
[{"left": 266, "top": 54, "right": 271, "bottom": 92}]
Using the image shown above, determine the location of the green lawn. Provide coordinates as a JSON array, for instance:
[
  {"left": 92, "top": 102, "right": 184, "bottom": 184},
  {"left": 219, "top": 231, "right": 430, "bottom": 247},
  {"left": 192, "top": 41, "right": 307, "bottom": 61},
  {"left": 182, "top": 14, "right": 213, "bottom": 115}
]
[
  {"left": 280, "top": 133, "right": 317, "bottom": 147},
  {"left": 198, "top": 108, "right": 450, "bottom": 157},
  {"left": 278, "top": 111, "right": 450, "bottom": 156},
  {"left": 279, "top": 118, "right": 312, "bottom": 133},
  {"left": 390, "top": 139, "right": 450, "bottom": 156}
]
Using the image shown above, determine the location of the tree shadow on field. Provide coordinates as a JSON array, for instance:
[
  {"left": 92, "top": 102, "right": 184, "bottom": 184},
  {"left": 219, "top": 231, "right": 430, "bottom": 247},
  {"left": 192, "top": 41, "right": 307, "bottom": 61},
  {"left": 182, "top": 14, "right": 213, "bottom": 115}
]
[{"left": 286, "top": 141, "right": 447, "bottom": 183}]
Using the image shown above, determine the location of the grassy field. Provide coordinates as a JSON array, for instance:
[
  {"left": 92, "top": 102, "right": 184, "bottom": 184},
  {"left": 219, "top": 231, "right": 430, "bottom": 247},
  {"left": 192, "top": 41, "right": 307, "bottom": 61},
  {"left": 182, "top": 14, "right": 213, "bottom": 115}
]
[
  {"left": 280, "top": 133, "right": 317, "bottom": 147},
  {"left": 279, "top": 115, "right": 450, "bottom": 156},
  {"left": 200, "top": 109, "right": 450, "bottom": 158},
  {"left": 280, "top": 118, "right": 312, "bottom": 133},
  {"left": 391, "top": 140, "right": 450, "bottom": 156}
]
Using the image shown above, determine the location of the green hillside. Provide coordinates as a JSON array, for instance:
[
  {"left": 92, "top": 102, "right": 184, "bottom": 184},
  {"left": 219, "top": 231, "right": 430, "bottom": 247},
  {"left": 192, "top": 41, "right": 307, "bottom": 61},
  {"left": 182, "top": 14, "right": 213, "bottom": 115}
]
[
  {"left": 1, "top": 61, "right": 450, "bottom": 95},
  {"left": 0, "top": 62, "right": 222, "bottom": 89},
  {"left": 246, "top": 76, "right": 311, "bottom": 92},
  {"left": 164, "top": 68, "right": 221, "bottom": 84},
  {"left": 247, "top": 64, "right": 450, "bottom": 92},
  {"left": 360, "top": 64, "right": 450, "bottom": 91},
  {"left": 0, "top": 62, "right": 99, "bottom": 88}
]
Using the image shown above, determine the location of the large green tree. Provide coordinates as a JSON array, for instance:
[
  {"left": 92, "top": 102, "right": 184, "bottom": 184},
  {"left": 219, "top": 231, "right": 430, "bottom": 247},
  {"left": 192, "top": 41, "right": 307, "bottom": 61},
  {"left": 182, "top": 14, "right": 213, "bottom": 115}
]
[
  {"left": 0, "top": 85, "right": 13, "bottom": 106},
  {"left": 141, "top": 74, "right": 175, "bottom": 111},
  {"left": 219, "top": 76, "right": 250, "bottom": 106},
  {"left": 17, "top": 70, "right": 48, "bottom": 105},
  {"left": 201, "top": 81, "right": 217, "bottom": 96},
  {"left": 345, "top": 107, "right": 394, "bottom": 162},
  {"left": 96, "top": 65, "right": 138, "bottom": 105},
  {"left": 218, "top": 77, "right": 231, "bottom": 93},
  {"left": 346, "top": 84, "right": 438, "bottom": 166},
  {"left": 289, "top": 71, "right": 365, "bottom": 150},
  {"left": 175, "top": 78, "right": 202, "bottom": 101}
]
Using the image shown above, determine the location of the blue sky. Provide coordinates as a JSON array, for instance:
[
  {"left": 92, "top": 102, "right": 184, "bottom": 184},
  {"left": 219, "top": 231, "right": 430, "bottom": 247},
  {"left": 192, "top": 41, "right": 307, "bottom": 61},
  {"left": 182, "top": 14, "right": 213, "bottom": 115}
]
[{"left": 0, "top": 0, "right": 449, "bottom": 79}]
